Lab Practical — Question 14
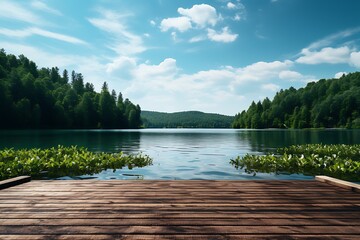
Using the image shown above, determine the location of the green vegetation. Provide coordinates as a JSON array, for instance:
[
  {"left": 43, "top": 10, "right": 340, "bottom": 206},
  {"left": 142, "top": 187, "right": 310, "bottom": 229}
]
[
  {"left": 142, "top": 111, "right": 234, "bottom": 128},
  {"left": 233, "top": 72, "right": 360, "bottom": 129},
  {"left": 231, "top": 144, "right": 360, "bottom": 181},
  {"left": 0, "top": 145, "right": 152, "bottom": 180},
  {"left": 0, "top": 49, "right": 141, "bottom": 129}
]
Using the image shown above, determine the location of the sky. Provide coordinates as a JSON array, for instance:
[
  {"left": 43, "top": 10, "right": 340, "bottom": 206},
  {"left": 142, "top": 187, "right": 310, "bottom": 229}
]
[{"left": 1, "top": 0, "right": 360, "bottom": 115}]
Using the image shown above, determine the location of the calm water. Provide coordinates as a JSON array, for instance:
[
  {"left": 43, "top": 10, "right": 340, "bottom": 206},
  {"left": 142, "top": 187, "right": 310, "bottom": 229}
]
[{"left": 1, "top": 129, "right": 359, "bottom": 180}]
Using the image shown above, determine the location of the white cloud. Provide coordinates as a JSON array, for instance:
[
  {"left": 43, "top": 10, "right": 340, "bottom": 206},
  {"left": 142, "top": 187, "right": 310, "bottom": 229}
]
[
  {"left": 88, "top": 9, "right": 146, "bottom": 55},
  {"left": 0, "top": 0, "right": 42, "bottom": 25},
  {"left": 350, "top": 51, "right": 360, "bottom": 68},
  {"left": 178, "top": 4, "right": 219, "bottom": 28},
  {"left": 0, "top": 27, "right": 86, "bottom": 45},
  {"left": 124, "top": 58, "right": 245, "bottom": 114},
  {"left": 189, "top": 35, "right": 206, "bottom": 43},
  {"left": 171, "top": 32, "right": 178, "bottom": 41},
  {"left": 160, "top": 3, "right": 239, "bottom": 43},
  {"left": 207, "top": 27, "right": 238, "bottom": 43},
  {"left": 278, "top": 70, "right": 316, "bottom": 82},
  {"left": 106, "top": 56, "right": 137, "bottom": 74},
  {"left": 160, "top": 17, "right": 192, "bottom": 32},
  {"left": 234, "top": 60, "right": 293, "bottom": 83},
  {"left": 296, "top": 46, "right": 350, "bottom": 64},
  {"left": 0, "top": 42, "right": 92, "bottom": 70},
  {"left": 227, "top": 2, "right": 237, "bottom": 9},
  {"left": 132, "top": 58, "right": 178, "bottom": 80},
  {"left": 334, "top": 72, "right": 347, "bottom": 78},
  {"left": 262, "top": 83, "right": 280, "bottom": 92},
  {"left": 306, "top": 27, "right": 360, "bottom": 50},
  {"left": 31, "top": 0, "right": 62, "bottom": 16},
  {"left": 150, "top": 20, "right": 156, "bottom": 26},
  {"left": 279, "top": 70, "right": 303, "bottom": 80},
  {"left": 123, "top": 58, "right": 300, "bottom": 115},
  {"left": 234, "top": 14, "right": 241, "bottom": 21},
  {"left": 224, "top": 1, "right": 246, "bottom": 21}
]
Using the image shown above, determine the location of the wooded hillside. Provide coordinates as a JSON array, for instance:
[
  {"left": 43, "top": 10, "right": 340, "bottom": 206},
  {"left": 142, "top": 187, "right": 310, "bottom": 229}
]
[
  {"left": 0, "top": 49, "right": 141, "bottom": 129},
  {"left": 142, "top": 111, "right": 234, "bottom": 128},
  {"left": 233, "top": 72, "right": 360, "bottom": 129}
]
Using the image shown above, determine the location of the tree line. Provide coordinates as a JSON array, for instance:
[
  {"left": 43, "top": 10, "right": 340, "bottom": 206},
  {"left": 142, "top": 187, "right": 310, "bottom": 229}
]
[
  {"left": 0, "top": 49, "right": 142, "bottom": 129},
  {"left": 232, "top": 72, "right": 360, "bottom": 129},
  {"left": 142, "top": 111, "right": 234, "bottom": 128}
]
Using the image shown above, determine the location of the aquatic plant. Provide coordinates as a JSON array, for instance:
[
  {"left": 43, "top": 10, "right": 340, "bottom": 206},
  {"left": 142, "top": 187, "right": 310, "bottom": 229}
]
[
  {"left": 231, "top": 144, "right": 360, "bottom": 181},
  {"left": 0, "top": 145, "right": 152, "bottom": 180}
]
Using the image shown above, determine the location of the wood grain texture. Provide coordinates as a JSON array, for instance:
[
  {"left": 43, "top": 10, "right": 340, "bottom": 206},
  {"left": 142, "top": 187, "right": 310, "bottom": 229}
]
[
  {"left": 0, "top": 176, "right": 31, "bottom": 190},
  {"left": 0, "top": 179, "right": 359, "bottom": 239}
]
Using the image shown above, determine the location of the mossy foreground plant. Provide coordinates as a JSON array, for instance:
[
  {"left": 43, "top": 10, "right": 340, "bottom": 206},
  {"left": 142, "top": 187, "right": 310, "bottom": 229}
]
[
  {"left": 0, "top": 145, "right": 152, "bottom": 180},
  {"left": 231, "top": 144, "right": 360, "bottom": 181}
]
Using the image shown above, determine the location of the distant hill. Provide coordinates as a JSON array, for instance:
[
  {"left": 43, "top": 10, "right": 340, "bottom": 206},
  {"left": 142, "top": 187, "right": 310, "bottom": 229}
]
[
  {"left": 232, "top": 72, "right": 360, "bottom": 129},
  {"left": 141, "top": 111, "right": 234, "bottom": 128}
]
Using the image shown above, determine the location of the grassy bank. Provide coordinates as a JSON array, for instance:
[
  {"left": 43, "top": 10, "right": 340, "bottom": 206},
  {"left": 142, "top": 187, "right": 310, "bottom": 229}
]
[
  {"left": 231, "top": 144, "right": 360, "bottom": 181},
  {"left": 0, "top": 145, "right": 152, "bottom": 180}
]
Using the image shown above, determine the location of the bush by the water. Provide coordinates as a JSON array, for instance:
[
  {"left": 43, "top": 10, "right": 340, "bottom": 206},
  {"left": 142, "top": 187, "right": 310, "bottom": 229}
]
[
  {"left": 231, "top": 144, "right": 360, "bottom": 181},
  {"left": 0, "top": 145, "right": 152, "bottom": 180}
]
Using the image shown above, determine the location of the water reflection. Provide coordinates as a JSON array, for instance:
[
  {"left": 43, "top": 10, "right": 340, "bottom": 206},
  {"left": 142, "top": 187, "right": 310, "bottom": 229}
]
[
  {"left": 0, "top": 130, "right": 141, "bottom": 153},
  {"left": 236, "top": 129, "right": 360, "bottom": 153},
  {"left": 0, "top": 129, "right": 359, "bottom": 180}
]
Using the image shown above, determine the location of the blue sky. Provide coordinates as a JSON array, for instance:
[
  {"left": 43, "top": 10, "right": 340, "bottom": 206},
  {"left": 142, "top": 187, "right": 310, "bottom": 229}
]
[{"left": 1, "top": 0, "right": 360, "bottom": 115}]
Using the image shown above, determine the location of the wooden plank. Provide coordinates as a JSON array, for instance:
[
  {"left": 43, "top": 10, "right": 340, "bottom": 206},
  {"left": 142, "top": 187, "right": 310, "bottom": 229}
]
[
  {"left": 1, "top": 235, "right": 360, "bottom": 240},
  {"left": 1, "top": 218, "right": 359, "bottom": 226},
  {"left": 0, "top": 179, "right": 359, "bottom": 238},
  {"left": 316, "top": 176, "right": 360, "bottom": 192},
  {"left": 0, "top": 212, "right": 358, "bottom": 219},
  {"left": 0, "top": 176, "right": 31, "bottom": 190},
  {"left": 0, "top": 198, "right": 358, "bottom": 204},
  {"left": 0, "top": 225, "right": 360, "bottom": 235}
]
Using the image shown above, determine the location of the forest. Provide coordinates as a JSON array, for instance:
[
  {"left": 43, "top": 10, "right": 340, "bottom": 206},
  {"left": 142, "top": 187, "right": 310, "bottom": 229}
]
[
  {"left": 0, "top": 49, "right": 142, "bottom": 129},
  {"left": 232, "top": 72, "right": 360, "bottom": 129},
  {"left": 142, "top": 111, "right": 234, "bottom": 128}
]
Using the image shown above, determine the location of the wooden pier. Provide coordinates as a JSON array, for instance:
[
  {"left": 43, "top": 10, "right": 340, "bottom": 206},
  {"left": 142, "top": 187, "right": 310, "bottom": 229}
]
[{"left": 0, "top": 176, "right": 359, "bottom": 239}]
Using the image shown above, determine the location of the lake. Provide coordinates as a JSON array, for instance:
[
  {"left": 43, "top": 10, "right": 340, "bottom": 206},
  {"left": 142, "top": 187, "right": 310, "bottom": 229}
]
[{"left": 0, "top": 129, "right": 359, "bottom": 180}]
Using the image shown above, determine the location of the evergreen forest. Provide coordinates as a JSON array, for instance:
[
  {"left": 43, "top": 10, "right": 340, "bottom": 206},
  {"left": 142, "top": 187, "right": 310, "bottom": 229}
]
[
  {"left": 0, "top": 49, "right": 142, "bottom": 129},
  {"left": 142, "top": 111, "right": 234, "bottom": 128},
  {"left": 232, "top": 72, "right": 360, "bottom": 129}
]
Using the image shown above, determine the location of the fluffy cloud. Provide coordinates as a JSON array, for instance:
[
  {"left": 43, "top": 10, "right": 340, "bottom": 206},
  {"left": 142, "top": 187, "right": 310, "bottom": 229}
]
[
  {"left": 106, "top": 56, "right": 137, "bottom": 74},
  {"left": 132, "top": 58, "right": 178, "bottom": 81},
  {"left": 207, "top": 27, "right": 238, "bottom": 43},
  {"left": 178, "top": 4, "right": 219, "bottom": 28},
  {"left": 161, "top": 4, "right": 220, "bottom": 33},
  {"left": 350, "top": 51, "right": 360, "bottom": 68},
  {"left": 227, "top": 2, "right": 237, "bottom": 9},
  {"left": 122, "top": 58, "right": 302, "bottom": 114},
  {"left": 235, "top": 60, "right": 293, "bottom": 82},
  {"left": 160, "top": 17, "right": 192, "bottom": 32},
  {"left": 296, "top": 46, "right": 350, "bottom": 64},
  {"left": 296, "top": 46, "right": 360, "bottom": 69},
  {"left": 160, "top": 4, "right": 239, "bottom": 43},
  {"left": 124, "top": 59, "right": 245, "bottom": 114}
]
